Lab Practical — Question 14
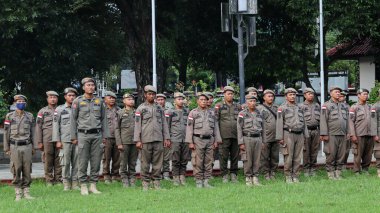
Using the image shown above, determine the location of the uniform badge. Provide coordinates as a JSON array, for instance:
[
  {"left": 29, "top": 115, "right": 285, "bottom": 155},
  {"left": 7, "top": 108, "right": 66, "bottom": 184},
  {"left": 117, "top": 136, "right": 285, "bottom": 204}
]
[
  {"left": 72, "top": 103, "right": 77, "bottom": 109},
  {"left": 371, "top": 108, "right": 376, "bottom": 118},
  {"left": 277, "top": 108, "right": 283, "bottom": 118},
  {"left": 94, "top": 99, "right": 100, "bottom": 104},
  {"left": 80, "top": 101, "right": 87, "bottom": 106},
  {"left": 165, "top": 113, "right": 170, "bottom": 118},
  {"left": 135, "top": 112, "right": 141, "bottom": 122},
  {"left": 187, "top": 116, "right": 193, "bottom": 126}
]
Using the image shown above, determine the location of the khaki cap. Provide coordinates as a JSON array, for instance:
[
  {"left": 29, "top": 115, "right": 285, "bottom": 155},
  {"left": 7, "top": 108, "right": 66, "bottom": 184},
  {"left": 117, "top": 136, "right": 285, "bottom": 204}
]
[
  {"left": 14, "top": 94, "right": 27, "bottom": 102},
  {"left": 156, "top": 93, "right": 166, "bottom": 99},
  {"left": 357, "top": 88, "right": 369, "bottom": 94},
  {"left": 340, "top": 91, "right": 348, "bottom": 96},
  {"left": 123, "top": 93, "right": 134, "bottom": 99},
  {"left": 246, "top": 87, "right": 258, "bottom": 93},
  {"left": 284, "top": 88, "right": 297, "bottom": 94},
  {"left": 46, "top": 91, "right": 59, "bottom": 97},
  {"left": 81, "top": 77, "right": 95, "bottom": 85},
  {"left": 263, "top": 89, "right": 275, "bottom": 96},
  {"left": 144, "top": 85, "right": 157, "bottom": 93},
  {"left": 303, "top": 87, "right": 315, "bottom": 94},
  {"left": 198, "top": 93, "right": 209, "bottom": 100},
  {"left": 64, "top": 87, "right": 78, "bottom": 95},
  {"left": 223, "top": 86, "right": 235, "bottom": 93},
  {"left": 174, "top": 92, "right": 186, "bottom": 99},
  {"left": 203, "top": 92, "right": 214, "bottom": 98},
  {"left": 329, "top": 86, "right": 342, "bottom": 92},
  {"left": 245, "top": 94, "right": 258, "bottom": 100},
  {"left": 105, "top": 91, "right": 117, "bottom": 98}
]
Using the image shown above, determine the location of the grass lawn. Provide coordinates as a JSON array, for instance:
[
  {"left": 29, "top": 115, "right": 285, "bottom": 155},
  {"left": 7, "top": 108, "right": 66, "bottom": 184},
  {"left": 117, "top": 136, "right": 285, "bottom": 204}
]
[{"left": 1, "top": 168, "right": 380, "bottom": 212}]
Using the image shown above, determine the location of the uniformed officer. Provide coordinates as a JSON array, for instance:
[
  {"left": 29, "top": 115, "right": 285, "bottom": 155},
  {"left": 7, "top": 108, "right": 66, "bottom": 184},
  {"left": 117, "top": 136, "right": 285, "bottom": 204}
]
[
  {"left": 372, "top": 88, "right": 380, "bottom": 177},
  {"left": 348, "top": 88, "right": 376, "bottom": 175},
  {"left": 339, "top": 91, "right": 351, "bottom": 168},
  {"left": 4, "top": 95, "right": 36, "bottom": 201},
  {"left": 115, "top": 93, "right": 138, "bottom": 187},
  {"left": 36, "top": 91, "right": 61, "bottom": 186},
  {"left": 246, "top": 87, "right": 258, "bottom": 97},
  {"left": 214, "top": 86, "right": 241, "bottom": 183},
  {"left": 71, "top": 77, "right": 109, "bottom": 195},
  {"left": 276, "top": 88, "right": 309, "bottom": 183},
  {"left": 204, "top": 92, "right": 215, "bottom": 108},
  {"left": 299, "top": 88, "right": 321, "bottom": 176},
  {"left": 165, "top": 92, "right": 189, "bottom": 186},
  {"left": 134, "top": 85, "right": 171, "bottom": 191},
  {"left": 52, "top": 87, "right": 79, "bottom": 191},
  {"left": 102, "top": 91, "right": 121, "bottom": 183},
  {"left": 185, "top": 93, "right": 222, "bottom": 188},
  {"left": 237, "top": 95, "right": 264, "bottom": 187},
  {"left": 156, "top": 93, "right": 171, "bottom": 180},
  {"left": 257, "top": 89, "right": 279, "bottom": 180},
  {"left": 320, "top": 86, "right": 349, "bottom": 180}
]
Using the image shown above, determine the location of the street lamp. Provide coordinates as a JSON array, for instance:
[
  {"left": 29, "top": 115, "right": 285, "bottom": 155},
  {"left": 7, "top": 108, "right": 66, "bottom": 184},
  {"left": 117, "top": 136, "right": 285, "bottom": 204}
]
[{"left": 221, "top": 0, "right": 258, "bottom": 103}]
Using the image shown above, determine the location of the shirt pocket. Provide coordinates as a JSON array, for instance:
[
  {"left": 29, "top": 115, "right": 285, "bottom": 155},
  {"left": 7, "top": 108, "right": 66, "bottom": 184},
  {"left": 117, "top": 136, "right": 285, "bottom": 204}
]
[
  {"left": 330, "top": 110, "right": 339, "bottom": 120},
  {"left": 341, "top": 109, "right": 348, "bottom": 120},
  {"left": 93, "top": 105, "right": 101, "bottom": 118},
  {"left": 143, "top": 112, "right": 152, "bottom": 124},
  {"left": 61, "top": 114, "right": 70, "bottom": 126},
  {"left": 43, "top": 116, "right": 53, "bottom": 128},
  {"left": 315, "top": 110, "right": 321, "bottom": 121},
  {"left": 356, "top": 111, "right": 365, "bottom": 121},
  {"left": 244, "top": 118, "right": 253, "bottom": 128},
  {"left": 304, "top": 111, "right": 312, "bottom": 121},
  {"left": 194, "top": 119, "right": 203, "bottom": 129},
  {"left": 208, "top": 117, "right": 215, "bottom": 128},
  {"left": 121, "top": 115, "right": 132, "bottom": 128}
]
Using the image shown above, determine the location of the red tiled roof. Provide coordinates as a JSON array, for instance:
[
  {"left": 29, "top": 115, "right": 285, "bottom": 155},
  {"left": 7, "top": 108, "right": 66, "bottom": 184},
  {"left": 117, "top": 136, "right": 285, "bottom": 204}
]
[{"left": 326, "top": 38, "right": 379, "bottom": 59}]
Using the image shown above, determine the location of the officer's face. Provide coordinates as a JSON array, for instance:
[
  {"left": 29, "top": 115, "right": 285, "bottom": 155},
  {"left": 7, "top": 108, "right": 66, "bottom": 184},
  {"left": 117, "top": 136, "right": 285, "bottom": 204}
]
[
  {"left": 145, "top": 92, "right": 156, "bottom": 103},
  {"left": 263, "top": 93, "right": 274, "bottom": 105},
  {"left": 358, "top": 92, "right": 369, "bottom": 102},
  {"left": 64, "top": 92, "right": 77, "bottom": 104},
  {"left": 207, "top": 97, "right": 214, "bottom": 106},
  {"left": 123, "top": 97, "right": 135, "bottom": 107},
  {"left": 249, "top": 91, "right": 257, "bottom": 97},
  {"left": 247, "top": 99, "right": 257, "bottom": 110},
  {"left": 224, "top": 91, "right": 234, "bottom": 102},
  {"left": 330, "top": 90, "right": 341, "bottom": 100},
  {"left": 286, "top": 93, "right": 296, "bottom": 103},
  {"left": 304, "top": 92, "right": 314, "bottom": 102},
  {"left": 83, "top": 82, "right": 95, "bottom": 94},
  {"left": 338, "top": 95, "right": 346, "bottom": 102},
  {"left": 156, "top": 97, "right": 166, "bottom": 107},
  {"left": 105, "top": 96, "right": 116, "bottom": 106},
  {"left": 197, "top": 96, "right": 208, "bottom": 108},
  {"left": 47, "top": 95, "right": 58, "bottom": 105},
  {"left": 175, "top": 97, "right": 184, "bottom": 108}
]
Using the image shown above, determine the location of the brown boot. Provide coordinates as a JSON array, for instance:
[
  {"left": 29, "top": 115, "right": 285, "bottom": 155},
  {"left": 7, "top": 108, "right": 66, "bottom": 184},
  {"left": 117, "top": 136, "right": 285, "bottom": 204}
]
[
  {"left": 153, "top": 180, "right": 161, "bottom": 190},
  {"left": 23, "top": 187, "right": 35, "bottom": 200},
  {"left": 80, "top": 184, "right": 89, "bottom": 196},
  {"left": 15, "top": 187, "right": 22, "bottom": 201},
  {"left": 63, "top": 182, "right": 71, "bottom": 191},
  {"left": 142, "top": 181, "right": 150, "bottom": 191},
  {"left": 327, "top": 171, "right": 336, "bottom": 180},
  {"left": 285, "top": 176, "right": 293, "bottom": 184},
  {"left": 245, "top": 177, "right": 253, "bottom": 187},
  {"left": 72, "top": 181, "right": 80, "bottom": 190},
  {"left": 292, "top": 177, "right": 300, "bottom": 183},
  {"left": 252, "top": 177, "right": 262, "bottom": 186},
  {"left": 89, "top": 183, "right": 101, "bottom": 194},
  {"left": 173, "top": 176, "right": 180, "bottom": 186},
  {"left": 179, "top": 175, "right": 186, "bottom": 186},
  {"left": 196, "top": 180, "right": 203, "bottom": 188}
]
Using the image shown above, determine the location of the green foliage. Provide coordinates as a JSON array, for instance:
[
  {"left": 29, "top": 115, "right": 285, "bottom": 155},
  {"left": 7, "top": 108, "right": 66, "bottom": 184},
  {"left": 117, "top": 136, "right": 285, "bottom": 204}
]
[
  {"left": 0, "top": 91, "right": 9, "bottom": 123},
  {"left": 368, "top": 81, "right": 380, "bottom": 104}
]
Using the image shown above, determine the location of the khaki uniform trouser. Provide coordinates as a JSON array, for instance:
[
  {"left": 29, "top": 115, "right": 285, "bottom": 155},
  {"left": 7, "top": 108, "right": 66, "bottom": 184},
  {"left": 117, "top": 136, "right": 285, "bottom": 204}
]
[
  {"left": 140, "top": 141, "right": 163, "bottom": 182},
  {"left": 260, "top": 141, "right": 279, "bottom": 175},
  {"left": 120, "top": 144, "right": 138, "bottom": 180},
  {"left": 43, "top": 141, "right": 62, "bottom": 183},
  {"left": 191, "top": 137, "right": 214, "bottom": 180},
  {"left": 77, "top": 132, "right": 103, "bottom": 183},
  {"left": 282, "top": 132, "right": 304, "bottom": 178},
  {"left": 303, "top": 129, "right": 320, "bottom": 171},
  {"left": 241, "top": 136, "right": 262, "bottom": 177},
  {"left": 219, "top": 138, "right": 239, "bottom": 176},
  {"left": 102, "top": 138, "right": 120, "bottom": 179},
  {"left": 10, "top": 144, "right": 32, "bottom": 188},
  {"left": 374, "top": 141, "right": 380, "bottom": 169},
  {"left": 171, "top": 142, "right": 190, "bottom": 176},
  {"left": 352, "top": 136, "right": 374, "bottom": 172},
  {"left": 61, "top": 142, "right": 78, "bottom": 183},
  {"left": 324, "top": 135, "right": 347, "bottom": 172},
  {"left": 344, "top": 138, "right": 351, "bottom": 164},
  {"left": 162, "top": 146, "right": 172, "bottom": 173}
]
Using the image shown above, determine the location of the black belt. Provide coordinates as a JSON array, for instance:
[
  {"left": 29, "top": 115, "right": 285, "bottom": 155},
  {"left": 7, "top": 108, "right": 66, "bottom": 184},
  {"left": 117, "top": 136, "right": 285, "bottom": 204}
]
[
  {"left": 283, "top": 128, "right": 303, "bottom": 134},
  {"left": 10, "top": 140, "right": 30, "bottom": 146},
  {"left": 78, "top": 129, "right": 101, "bottom": 134},
  {"left": 193, "top": 134, "right": 213, "bottom": 139},
  {"left": 307, "top": 126, "right": 319, "bottom": 130},
  {"left": 243, "top": 133, "right": 261, "bottom": 138}
]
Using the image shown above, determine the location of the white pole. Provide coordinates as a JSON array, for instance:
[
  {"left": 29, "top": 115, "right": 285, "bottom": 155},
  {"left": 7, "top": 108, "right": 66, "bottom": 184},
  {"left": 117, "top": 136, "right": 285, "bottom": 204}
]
[
  {"left": 152, "top": 0, "right": 157, "bottom": 88},
  {"left": 319, "top": 0, "right": 325, "bottom": 156}
]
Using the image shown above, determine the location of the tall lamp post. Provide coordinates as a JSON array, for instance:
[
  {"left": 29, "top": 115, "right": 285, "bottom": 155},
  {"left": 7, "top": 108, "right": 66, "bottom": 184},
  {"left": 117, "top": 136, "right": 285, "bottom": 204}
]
[{"left": 221, "top": 0, "right": 258, "bottom": 103}]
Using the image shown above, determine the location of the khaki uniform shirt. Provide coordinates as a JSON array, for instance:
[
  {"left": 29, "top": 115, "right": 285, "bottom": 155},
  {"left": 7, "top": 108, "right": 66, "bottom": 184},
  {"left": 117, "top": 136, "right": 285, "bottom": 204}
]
[
  {"left": 349, "top": 103, "right": 376, "bottom": 137},
  {"left": 115, "top": 107, "right": 135, "bottom": 145},
  {"left": 320, "top": 99, "right": 349, "bottom": 136},
  {"left": 35, "top": 106, "right": 56, "bottom": 143},
  {"left": 257, "top": 104, "right": 278, "bottom": 142},
  {"left": 215, "top": 101, "right": 241, "bottom": 139},
  {"left": 70, "top": 95, "right": 109, "bottom": 140},
  {"left": 106, "top": 105, "right": 120, "bottom": 138},
  {"left": 52, "top": 103, "right": 72, "bottom": 142},
  {"left": 299, "top": 101, "right": 320, "bottom": 128},
  {"left": 133, "top": 102, "right": 170, "bottom": 143},
  {"left": 237, "top": 108, "right": 264, "bottom": 145},
  {"left": 3, "top": 111, "right": 35, "bottom": 151},
  {"left": 275, "top": 102, "right": 309, "bottom": 140},
  {"left": 165, "top": 108, "right": 189, "bottom": 142},
  {"left": 185, "top": 107, "right": 222, "bottom": 144}
]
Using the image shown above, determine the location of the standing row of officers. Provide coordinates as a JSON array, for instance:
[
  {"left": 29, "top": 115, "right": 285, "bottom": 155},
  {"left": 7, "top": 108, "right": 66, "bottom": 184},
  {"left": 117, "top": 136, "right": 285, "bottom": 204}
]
[{"left": 4, "top": 77, "right": 380, "bottom": 201}]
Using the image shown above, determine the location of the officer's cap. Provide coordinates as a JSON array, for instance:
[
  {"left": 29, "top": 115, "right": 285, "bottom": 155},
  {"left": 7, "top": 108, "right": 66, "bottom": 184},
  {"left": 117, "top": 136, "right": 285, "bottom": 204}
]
[
  {"left": 245, "top": 95, "right": 258, "bottom": 101},
  {"left": 14, "top": 94, "right": 27, "bottom": 102},
  {"left": 198, "top": 93, "right": 209, "bottom": 100},
  {"left": 329, "top": 86, "right": 342, "bottom": 92},
  {"left": 81, "top": 77, "right": 95, "bottom": 85},
  {"left": 156, "top": 93, "right": 166, "bottom": 99},
  {"left": 284, "top": 88, "right": 297, "bottom": 95},
  {"left": 246, "top": 87, "right": 258, "bottom": 93},
  {"left": 263, "top": 89, "right": 275, "bottom": 96},
  {"left": 144, "top": 85, "right": 157, "bottom": 93},
  {"left": 105, "top": 91, "right": 117, "bottom": 98},
  {"left": 357, "top": 88, "right": 369, "bottom": 94},
  {"left": 64, "top": 87, "right": 78, "bottom": 95},
  {"left": 123, "top": 93, "right": 134, "bottom": 99},
  {"left": 223, "top": 86, "right": 235, "bottom": 93},
  {"left": 174, "top": 92, "right": 186, "bottom": 99},
  {"left": 303, "top": 87, "right": 315, "bottom": 94},
  {"left": 46, "top": 91, "right": 59, "bottom": 97},
  {"left": 340, "top": 91, "right": 348, "bottom": 96},
  {"left": 203, "top": 92, "right": 214, "bottom": 98}
]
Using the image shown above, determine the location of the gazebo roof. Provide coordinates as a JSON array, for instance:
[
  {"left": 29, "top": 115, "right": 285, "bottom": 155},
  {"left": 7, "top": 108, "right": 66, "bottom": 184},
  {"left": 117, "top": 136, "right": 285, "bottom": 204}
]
[{"left": 326, "top": 38, "right": 379, "bottom": 60}]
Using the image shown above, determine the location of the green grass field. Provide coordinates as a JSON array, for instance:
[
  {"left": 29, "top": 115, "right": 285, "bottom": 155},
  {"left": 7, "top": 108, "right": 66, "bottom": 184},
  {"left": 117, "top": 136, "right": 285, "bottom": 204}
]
[{"left": 1, "top": 168, "right": 380, "bottom": 213}]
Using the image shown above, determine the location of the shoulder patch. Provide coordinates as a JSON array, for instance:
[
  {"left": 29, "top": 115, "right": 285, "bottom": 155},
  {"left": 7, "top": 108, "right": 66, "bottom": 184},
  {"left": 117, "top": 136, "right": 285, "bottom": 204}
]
[
  {"left": 321, "top": 105, "right": 327, "bottom": 110},
  {"left": 349, "top": 108, "right": 355, "bottom": 114},
  {"left": 4, "top": 120, "right": 10, "bottom": 125},
  {"left": 277, "top": 108, "right": 282, "bottom": 113},
  {"left": 238, "top": 113, "right": 244, "bottom": 118}
]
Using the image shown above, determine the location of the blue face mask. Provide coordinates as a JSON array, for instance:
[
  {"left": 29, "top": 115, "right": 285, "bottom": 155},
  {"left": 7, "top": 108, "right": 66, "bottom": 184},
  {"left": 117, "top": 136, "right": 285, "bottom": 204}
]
[{"left": 16, "top": 103, "right": 26, "bottom": 110}]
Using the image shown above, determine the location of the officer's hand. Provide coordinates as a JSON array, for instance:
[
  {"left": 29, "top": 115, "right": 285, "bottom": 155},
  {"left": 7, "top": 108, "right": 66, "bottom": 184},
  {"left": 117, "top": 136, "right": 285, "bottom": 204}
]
[
  {"left": 72, "top": 140, "right": 78, "bottom": 145},
  {"left": 321, "top": 136, "right": 329, "bottom": 142},
  {"left": 164, "top": 139, "right": 171, "bottom": 148},
  {"left": 212, "top": 143, "right": 218, "bottom": 149},
  {"left": 217, "top": 141, "right": 223, "bottom": 145},
  {"left": 374, "top": 136, "right": 379, "bottom": 142},
  {"left": 32, "top": 149, "right": 35, "bottom": 155},
  {"left": 351, "top": 135, "right": 358, "bottom": 143},
  {"left": 188, "top": 143, "right": 195, "bottom": 150},
  {"left": 117, "top": 144, "right": 124, "bottom": 152},
  {"left": 136, "top": 141, "right": 143, "bottom": 149},
  {"left": 5, "top": 150, "right": 10, "bottom": 155},
  {"left": 239, "top": 144, "right": 246, "bottom": 151},
  {"left": 38, "top": 143, "right": 44, "bottom": 151},
  {"left": 102, "top": 138, "right": 107, "bottom": 144},
  {"left": 278, "top": 140, "right": 284, "bottom": 145},
  {"left": 56, "top": 142, "right": 63, "bottom": 149}
]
